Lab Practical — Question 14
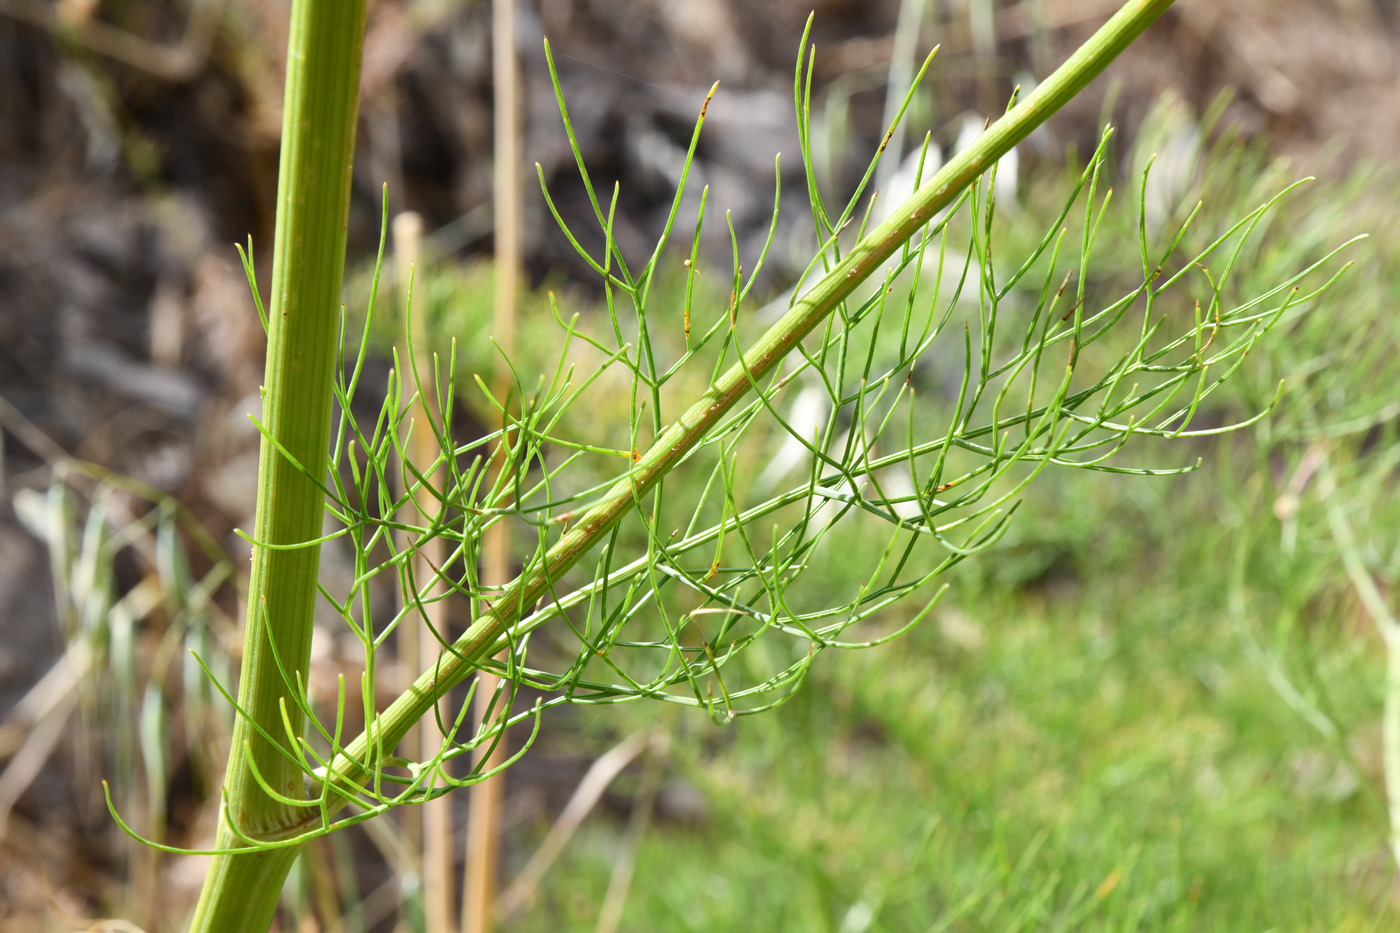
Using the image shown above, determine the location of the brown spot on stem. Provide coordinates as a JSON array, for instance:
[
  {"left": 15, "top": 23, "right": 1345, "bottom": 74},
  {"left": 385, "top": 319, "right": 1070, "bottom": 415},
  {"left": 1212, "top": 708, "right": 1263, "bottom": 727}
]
[
  {"left": 1055, "top": 270, "right": 1073, "bottom": 299},
  {"left": 700, "top": 82, "right": 718, "bottom": 118}
]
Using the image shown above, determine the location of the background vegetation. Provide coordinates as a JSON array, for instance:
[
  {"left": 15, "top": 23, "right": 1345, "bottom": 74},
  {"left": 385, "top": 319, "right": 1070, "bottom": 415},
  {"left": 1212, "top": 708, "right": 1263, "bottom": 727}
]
[{"left": 3, "top": 0, "right": 1400, "bottom": 930}]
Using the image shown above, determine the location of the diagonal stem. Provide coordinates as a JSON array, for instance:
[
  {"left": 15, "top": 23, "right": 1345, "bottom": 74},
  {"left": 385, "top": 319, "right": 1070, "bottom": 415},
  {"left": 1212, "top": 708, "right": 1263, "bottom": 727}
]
[{"left": 319, "top": 0, "right": 1178, "bottom": 799}]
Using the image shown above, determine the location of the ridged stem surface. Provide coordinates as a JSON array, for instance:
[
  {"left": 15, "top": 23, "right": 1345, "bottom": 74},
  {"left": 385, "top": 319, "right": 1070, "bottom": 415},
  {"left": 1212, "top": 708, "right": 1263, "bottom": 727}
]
[{"left": 189, "top": 0, "right": 367, "bottom": 929}]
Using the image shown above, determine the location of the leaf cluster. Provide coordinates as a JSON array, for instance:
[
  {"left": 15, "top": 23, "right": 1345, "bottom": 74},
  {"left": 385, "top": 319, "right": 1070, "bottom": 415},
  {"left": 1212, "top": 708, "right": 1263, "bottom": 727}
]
[{"left": 117, "top": 32, "right": 1354, "bottom": 853}]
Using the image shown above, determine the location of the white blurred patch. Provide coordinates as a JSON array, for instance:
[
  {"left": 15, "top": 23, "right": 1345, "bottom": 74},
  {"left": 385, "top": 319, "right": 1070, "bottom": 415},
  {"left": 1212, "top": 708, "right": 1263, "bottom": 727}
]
[
  {"left": 878, "top": 466, "right": 925, "bottom": 521},
  {"left": 938, "top": 606, "right": 986, "bottom": 651},
  {"left": 1130, "top": 91, "right": 1201, "bottom": 238},
  {"left": 871, "top": 143, "right": 944, "bottom": 229},
  {"left": 838, "top": 901, "right": 875, "bottom": 933},
  {"left": 755, "top": 385, "right": 830, "bottom": 493},
  {"left": 955, "top": 113, "right": 1019, "bottom": 210}
]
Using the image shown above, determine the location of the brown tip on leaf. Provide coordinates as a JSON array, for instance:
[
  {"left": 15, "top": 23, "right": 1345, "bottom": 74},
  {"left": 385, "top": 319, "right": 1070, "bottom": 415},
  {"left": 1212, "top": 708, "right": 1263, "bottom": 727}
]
[{"left": 701, "top": 83, "right": 719, "bottom": 118}]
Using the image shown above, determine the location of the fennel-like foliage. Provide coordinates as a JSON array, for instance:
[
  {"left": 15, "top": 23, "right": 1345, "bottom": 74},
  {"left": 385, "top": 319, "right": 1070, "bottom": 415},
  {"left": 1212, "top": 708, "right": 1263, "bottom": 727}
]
[{"left": 98, "top": 0, "right": 1359, "bottom": 928}]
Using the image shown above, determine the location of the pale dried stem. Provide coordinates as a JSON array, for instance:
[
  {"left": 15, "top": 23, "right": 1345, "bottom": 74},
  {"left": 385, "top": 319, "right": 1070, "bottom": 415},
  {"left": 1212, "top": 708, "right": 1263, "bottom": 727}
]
[
  {"left": 465, "top": 0, "right": 523, "bottom": 928},
  {"left": 397, "top": 208, "right": 458, "bottom": 933},
  {"left": 495, "top": 732, "right": 651, "bottom": 920}
]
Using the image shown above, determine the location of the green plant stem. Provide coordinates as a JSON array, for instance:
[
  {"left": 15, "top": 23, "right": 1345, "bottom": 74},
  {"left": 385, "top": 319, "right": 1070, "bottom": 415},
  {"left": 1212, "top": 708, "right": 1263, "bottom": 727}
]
[
  {"left": 189, "top": 1, "right": 368, "bottom": 930},
  {"left": 316, "top": 0, "right": 1177, "bottom": 801}
]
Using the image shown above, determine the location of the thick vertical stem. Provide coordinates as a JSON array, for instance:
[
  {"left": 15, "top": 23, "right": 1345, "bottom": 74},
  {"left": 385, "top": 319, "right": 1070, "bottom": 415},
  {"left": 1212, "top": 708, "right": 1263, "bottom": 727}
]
[{"left": 189, "top": 2, "right": 368, "bottom": 930}]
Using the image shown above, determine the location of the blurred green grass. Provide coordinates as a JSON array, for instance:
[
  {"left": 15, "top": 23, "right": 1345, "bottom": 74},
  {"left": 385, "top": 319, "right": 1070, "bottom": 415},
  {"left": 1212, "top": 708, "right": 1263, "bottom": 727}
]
[{"left": 502, "top": 469, "right": 1395, "bottom": 931}]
